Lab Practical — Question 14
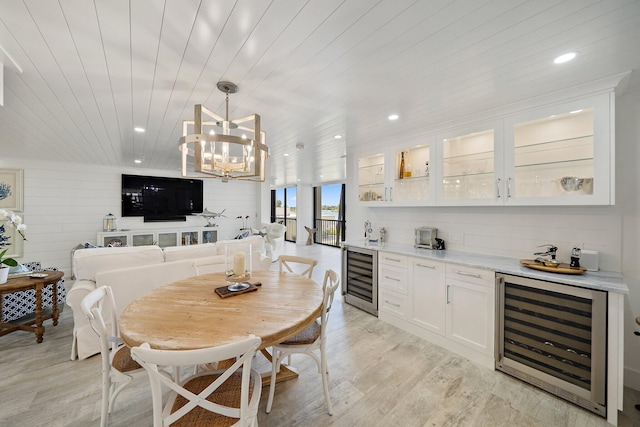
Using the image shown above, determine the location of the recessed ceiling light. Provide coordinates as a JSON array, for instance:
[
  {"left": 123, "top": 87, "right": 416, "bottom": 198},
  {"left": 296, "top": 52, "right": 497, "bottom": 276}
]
[
  {"left": 209, "top": 130, "right": 215, "bottom": 135},
  {"left": 569, "top": 109, "right": 583, "bottom": 114},
  {"left": 554, "top": 52, "right": 577, "bottom": 64},
  {"left": 134, "top": 159, "right": 142, "bottom": 164},
  {"left": 388, "top": 114, "right": 399, "bottom": 121},
  {"left": 284, "top": 153, "right": 289, "bottom": 157},
  {"left": 334, "top": 135, "right": 342, "bottom": 139},
  {"left": 134, "top": 127, "right": 145, "bottom": 133}
]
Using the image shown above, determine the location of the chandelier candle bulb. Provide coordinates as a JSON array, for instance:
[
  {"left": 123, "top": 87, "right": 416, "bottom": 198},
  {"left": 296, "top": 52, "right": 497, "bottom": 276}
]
[{"left": 233, "top": 251, "right": 245, "bottom": 277}]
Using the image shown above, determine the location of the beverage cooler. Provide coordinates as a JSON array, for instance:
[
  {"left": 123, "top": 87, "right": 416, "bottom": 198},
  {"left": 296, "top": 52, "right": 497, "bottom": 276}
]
[
  {"left": 341, "top": 245, "right": 378, "bottom": 316},
  {"left": 495, "top": 273, "right": 607, "bottom": 417}
]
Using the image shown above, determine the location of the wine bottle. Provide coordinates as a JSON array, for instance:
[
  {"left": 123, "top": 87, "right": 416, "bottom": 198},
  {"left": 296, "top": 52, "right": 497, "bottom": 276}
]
[{"left": 399, "top": 152, "right": 405, "bottom": 179}]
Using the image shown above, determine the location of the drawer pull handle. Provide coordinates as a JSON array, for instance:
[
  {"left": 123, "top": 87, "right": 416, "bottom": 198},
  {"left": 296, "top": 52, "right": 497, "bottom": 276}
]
[
  {"left": 384, "top": 276, "right": 400, "bottom": 282},
  {"left": 417, "top": 263, "right": 436, "bottom": 269},
  {"left": 455, "top": 270, "right": 481, "bottom": 279},
  {"left": 385, "top": 300, "right": 400, "bottom": 308},
  {"left": 384, "top": 257, "right": 401, "bottom": 262}
]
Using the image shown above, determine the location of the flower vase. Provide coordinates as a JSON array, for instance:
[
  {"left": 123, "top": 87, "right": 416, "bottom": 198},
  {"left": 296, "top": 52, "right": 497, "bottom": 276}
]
[{"left": 0, "top": 266, "right": 9, "bottom": 284}]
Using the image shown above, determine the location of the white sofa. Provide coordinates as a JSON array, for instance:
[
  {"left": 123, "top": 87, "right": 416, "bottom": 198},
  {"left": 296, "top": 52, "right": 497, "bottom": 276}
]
[
  {"left": 66, "top": 235, "right": 270, "bottom": 360},
  {"left": 260, "top": 222, "right": 286, "bottom": 261}
]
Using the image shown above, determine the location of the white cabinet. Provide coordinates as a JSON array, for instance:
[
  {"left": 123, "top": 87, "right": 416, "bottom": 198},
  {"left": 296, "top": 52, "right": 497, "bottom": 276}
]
[
  {"left": 379, "top": 253, "right": 495, "bottom": 367},
  {"left": 502, "top": 92, "right": 613, "bottom": 205},
  {"left": 436, "top": 121, "right": 503, "bottom": 206},
  {"left": 378, "top": 252, "right": 410, "bottom": 320},
  {"left": 357, "top": 139, "right": 436, "bottom": 206},
  {"left": 411, "top": 258, "right": 446, "bottom": 335},
  {"left": 445, "top": 264, "right": 495, "bottom": 356},
  {"left": 355, "top": 86, "right": 618, "bottom": 207},
  {"left": 97, "top": 227, "right": 218, "bottom": 248}
]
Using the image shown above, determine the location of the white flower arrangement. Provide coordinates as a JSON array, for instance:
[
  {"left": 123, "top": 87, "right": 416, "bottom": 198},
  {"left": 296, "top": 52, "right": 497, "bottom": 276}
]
[{"left": 0, "top": 209, "right": 27, "bottom": 267}]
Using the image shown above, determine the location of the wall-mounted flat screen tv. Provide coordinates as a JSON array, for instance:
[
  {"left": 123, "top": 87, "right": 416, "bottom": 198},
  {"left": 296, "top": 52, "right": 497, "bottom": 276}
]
[{"left": 121, "top": 174, "right": 203, "bottom": 221}]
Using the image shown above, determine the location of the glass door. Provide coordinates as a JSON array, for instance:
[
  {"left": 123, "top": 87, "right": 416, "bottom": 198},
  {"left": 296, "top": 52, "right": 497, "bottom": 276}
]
[
  {"left": 504, "top": 92, "right": 612, "bottom": 205},
  {"left": 393, "top": 140, "right": 435, "bottom": 205},
  {"left": 437, "top": 123, "right": 502, "bottom": 205},
  {"left": 357, "top": 153, "right": 386, "bottom": 203}
]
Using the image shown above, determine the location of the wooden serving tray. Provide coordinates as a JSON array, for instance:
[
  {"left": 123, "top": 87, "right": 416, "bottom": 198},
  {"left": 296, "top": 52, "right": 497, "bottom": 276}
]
[
  {"left": 520, "top": 259, "right": 586, "bottom": 275},
  {"left": 215, "top": 282, "right": 261, "bottom": 298}
]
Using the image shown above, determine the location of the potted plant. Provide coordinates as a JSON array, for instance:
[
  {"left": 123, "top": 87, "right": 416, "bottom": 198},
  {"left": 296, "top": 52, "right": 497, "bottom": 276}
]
[{"left": 0, "top": 209, "right": 27, "bottom": 284}]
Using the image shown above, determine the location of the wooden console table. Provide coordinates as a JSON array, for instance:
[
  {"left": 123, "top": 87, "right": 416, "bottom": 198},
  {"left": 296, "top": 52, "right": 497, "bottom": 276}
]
[{"left": 0, "top": 270, "right": 64, "bottom": 343}]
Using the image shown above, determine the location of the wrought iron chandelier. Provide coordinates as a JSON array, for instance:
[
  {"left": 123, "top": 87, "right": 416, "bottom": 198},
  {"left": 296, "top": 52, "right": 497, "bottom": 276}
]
[{"left": 179, "top": 81, "right": 269, "bottom": 182}]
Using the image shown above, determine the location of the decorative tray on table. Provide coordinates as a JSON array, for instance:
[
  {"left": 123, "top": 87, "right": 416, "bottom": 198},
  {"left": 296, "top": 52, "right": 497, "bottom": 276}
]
[{"left": 519, "top": 259, "right": 586, "bottom": 275}]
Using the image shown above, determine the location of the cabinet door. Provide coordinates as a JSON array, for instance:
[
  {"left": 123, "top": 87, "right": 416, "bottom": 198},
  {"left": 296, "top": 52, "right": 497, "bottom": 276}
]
[
  {"left": 357, "top": 153, "right": 387, "bottom": 203},
  {"left": 202, "top": 229, "right": 218, "bottom": 243},
  {"left": 392, "top": 138, "right": 437, "bottom": 206},
  {"left": 131, "top": 233, "right": 154, "bottom": 246},
  {"left": 157, "top": 232, "right": 178, "bottom": 248},
  {"left": 411, "top": 258, "right": 446, "bottom": 335},
  {"left": 436, "top": 121, "right": 504, "bottom": 206},
  {"left": 181, "top": 231, "right": 199, "bottom": 245},
  {"left": 503, "top": 92, "right": 612, "bottom": 205},
  {"left": 99, "top": 232, "right": 129, "bottom": 247},
  {"left": 446, "top": 278, "right": 495, "bottom": 355}
]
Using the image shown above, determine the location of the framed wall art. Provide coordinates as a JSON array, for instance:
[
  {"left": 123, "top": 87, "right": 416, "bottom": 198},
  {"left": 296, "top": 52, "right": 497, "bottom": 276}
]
[
  {"left": 0, "top": 168, "right": 23, "bottom": 211},
  {"left": 0, "top": 219, "right": 24, "bottom": 258}
]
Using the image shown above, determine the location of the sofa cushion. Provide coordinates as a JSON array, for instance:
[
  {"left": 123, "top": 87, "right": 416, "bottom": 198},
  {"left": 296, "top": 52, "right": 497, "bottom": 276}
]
[
  {"left": 216, "top": 235, "right": 265, "bottom": 253},
  {"left": 162, "top": 243, "right": 218, "bottom": 262},
  {"left": 95, "top": 259, "right": 197, "bottom": 317},
  {"left": 74, "top": 246, "right": 164, "bottom": 281},
  {"left": 193, "top": 254, "right": 229, "bottom": 275}
]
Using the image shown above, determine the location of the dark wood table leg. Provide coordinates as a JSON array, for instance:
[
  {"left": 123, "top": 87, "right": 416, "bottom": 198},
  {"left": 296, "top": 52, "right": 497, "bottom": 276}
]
[
  {"left": 51, "top": 281, "right": 59, "bottom": 326},
  {"left": 34, "top": 283, "right": 44, "bottom": 343}
]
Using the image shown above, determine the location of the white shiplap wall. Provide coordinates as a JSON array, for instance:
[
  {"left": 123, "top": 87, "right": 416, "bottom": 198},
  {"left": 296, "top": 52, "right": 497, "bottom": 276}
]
[{"left": 0, "top": 158, "right": 260, "bottom": 276}]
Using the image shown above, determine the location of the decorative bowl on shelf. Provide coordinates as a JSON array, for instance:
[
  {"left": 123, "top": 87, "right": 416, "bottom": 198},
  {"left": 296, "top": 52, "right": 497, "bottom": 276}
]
[{"left": 559, "top": 176, "right": 583, "bottom": 192}]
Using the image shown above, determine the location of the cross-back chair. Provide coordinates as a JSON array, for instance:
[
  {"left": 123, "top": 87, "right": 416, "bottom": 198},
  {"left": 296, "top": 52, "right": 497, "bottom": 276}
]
[
  {"left": 266, "top": 269, "right": 341, "bottom": 415},
  {"left": 131, "top": 335, "right": 261, "bottom": 427},
  {"left": 80, "top": 285, "right": 143, "bottom": 427},
  {"left": 277, "top": 255, "right": 318, "bottom": 278}
]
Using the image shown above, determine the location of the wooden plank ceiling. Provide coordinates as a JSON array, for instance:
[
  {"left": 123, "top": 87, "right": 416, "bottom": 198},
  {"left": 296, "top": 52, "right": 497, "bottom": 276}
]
[{"left": 0, "top": 0, "right": 639, "bottom": 186}]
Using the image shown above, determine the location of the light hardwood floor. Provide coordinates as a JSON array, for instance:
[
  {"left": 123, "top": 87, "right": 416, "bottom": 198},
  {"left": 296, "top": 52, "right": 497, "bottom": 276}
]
[{"left": 1, "top": 242, "right": 640, "bottom": 426}]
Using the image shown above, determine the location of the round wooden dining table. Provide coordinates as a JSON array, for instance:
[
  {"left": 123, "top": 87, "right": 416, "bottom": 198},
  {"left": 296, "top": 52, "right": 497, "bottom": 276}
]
[{"left": 119, "top": 270, "right": 324, "bottom": 352}]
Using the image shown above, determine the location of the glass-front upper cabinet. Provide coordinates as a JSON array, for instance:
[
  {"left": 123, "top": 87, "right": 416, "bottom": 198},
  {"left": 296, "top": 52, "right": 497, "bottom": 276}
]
[
  {"left": 436, "top": 122, "right": 503, "bottom": 206},
  {"left": 357, "top": 138, "right": 436, "bottom": 205},
  {"left": 503, "top": 92, "right": 613, "bottom": 205},
  {"left": 393, "top": 141, "right": 435, "bottom": 205},
  {"left": 358, "top": 153, "right": 386, "bottom": 203}
]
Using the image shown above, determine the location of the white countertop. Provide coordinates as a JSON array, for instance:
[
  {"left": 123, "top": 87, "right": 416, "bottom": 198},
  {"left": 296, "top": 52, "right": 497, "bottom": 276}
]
[{"left": 343, "top": 240, "right": 628, "bottom": 294}]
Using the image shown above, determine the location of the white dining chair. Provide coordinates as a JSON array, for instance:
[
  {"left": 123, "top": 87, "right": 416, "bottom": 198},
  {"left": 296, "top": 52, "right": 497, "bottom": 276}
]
[
  {"left": 278, "top": 255, "right": 318, "bottom": 278},
  {"left": 266, "top": 269, "right": 340, "bottom": 415},
  {"left": 131, "top": 335, "right": 261, "bottom": 427},
  {"left": 80, "top": 285, "right": 143, "bottom": 427}
]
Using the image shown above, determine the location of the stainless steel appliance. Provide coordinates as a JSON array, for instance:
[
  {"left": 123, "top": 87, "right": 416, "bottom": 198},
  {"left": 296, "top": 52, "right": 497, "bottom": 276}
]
[
  {"left": 414, "top": 227, "right": 437, "bottom": 249},
  {"left": 495, "top": 274, "right": 607, "bottom": 417},
  {"left": 341, "top": 245, "right": 378, "bottom": 316}
]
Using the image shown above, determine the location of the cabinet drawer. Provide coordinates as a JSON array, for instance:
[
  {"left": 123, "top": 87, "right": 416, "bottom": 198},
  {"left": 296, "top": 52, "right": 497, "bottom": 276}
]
[
  {"left": 446, "top": 264, "right": 494, "bottom": 287},
  {"left": 379, "top": 252, "right": 407, "bottom": 268},
  {"left": 379, "top": 264, "right": 408, "bottom": 294},
  {"left": 379, "top": 290, "right": 410, "bottom": 319}
]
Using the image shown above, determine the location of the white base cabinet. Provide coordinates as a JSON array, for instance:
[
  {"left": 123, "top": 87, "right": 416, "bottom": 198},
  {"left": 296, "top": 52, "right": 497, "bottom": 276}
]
[{"left": 380, "top": 255, "right": 495, "bottom": 368}]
